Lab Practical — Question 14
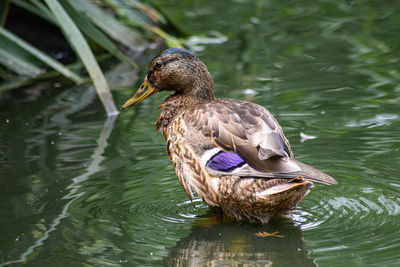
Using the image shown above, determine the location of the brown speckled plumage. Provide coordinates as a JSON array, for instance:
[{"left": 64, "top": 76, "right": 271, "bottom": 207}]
[{"left": 123, "top": 48, "right": 337, "bottom": 223}]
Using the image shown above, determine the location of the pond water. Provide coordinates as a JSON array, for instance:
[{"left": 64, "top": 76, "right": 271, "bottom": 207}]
[{"left": 1, "top": 0, "right": 400, "bottom": 266}]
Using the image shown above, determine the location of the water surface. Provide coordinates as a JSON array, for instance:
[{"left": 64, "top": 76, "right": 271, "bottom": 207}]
[{"left": 1, "top": 0, "right": 400, "bottom": 266}]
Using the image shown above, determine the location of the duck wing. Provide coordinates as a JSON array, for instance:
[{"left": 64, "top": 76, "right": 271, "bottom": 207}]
[{"left": 185, "top": 99, "right": 337, "bottom": 185}]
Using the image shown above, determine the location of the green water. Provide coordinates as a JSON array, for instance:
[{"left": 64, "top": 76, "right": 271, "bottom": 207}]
[{"left": 1, "top": 0, "right": 400, "bottom": 266}]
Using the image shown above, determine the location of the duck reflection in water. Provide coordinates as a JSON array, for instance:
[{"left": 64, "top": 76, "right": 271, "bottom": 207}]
[{"left": 165, "top": 216, "right": 317, "bottom": 266}]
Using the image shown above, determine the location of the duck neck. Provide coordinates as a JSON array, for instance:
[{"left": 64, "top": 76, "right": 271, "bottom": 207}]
[
  {"left": 185, "top": 70, "right": 215, "bottom": 101},
  {"left": 156, "top": 92, "right": 214, "bottom": 131}
]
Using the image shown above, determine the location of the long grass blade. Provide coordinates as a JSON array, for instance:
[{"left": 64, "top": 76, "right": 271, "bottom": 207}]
[
  {"left": 0, "top": 46, "right": 42, "bottom": 76},
  {"left": 0, "top": 26, "right": 83, "bottom": 83},
  {"left": 147, "top": 25, "right": 183, "bottom": 48},
  {"left": 13, "top": 0, "right": 56, "bottom": 24},
  {"left": 44, "top": 0, "right": 118, "bottom": 116},
  {"left": 0, "top": 54, "right": 112, "bottom": 93},
  {"left": 69, "top": 0, "right": 142, "bottom": 49},
  {"left": 61, "top": 1, "right": 136, "bottom": 67},
  {"left": 26, "top": 0, "right": 56, "bottom": 24},
  {"left": 0, "top": 76, "right": 33, "bottom": 93},
  {"left": 107, "top": 0, "right": 153, "bottom": 27},
  {"left": 0, "top": 0, "right": 10, "bottom": 26},
  {"left": 12, "top": 0, "right": 56, "bottom": 25}
]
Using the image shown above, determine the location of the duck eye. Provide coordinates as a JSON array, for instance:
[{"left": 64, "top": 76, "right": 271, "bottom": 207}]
[{"left": 154, "top": 61, "right": 163, "bottom": 70}]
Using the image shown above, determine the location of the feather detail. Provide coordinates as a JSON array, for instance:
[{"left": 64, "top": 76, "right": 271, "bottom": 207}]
[
  {"left": 184, "top": 98, "right": 336, "bottom": 185},
  {"left": 166, "top": 115, "right": 219, "bottom": 206}
]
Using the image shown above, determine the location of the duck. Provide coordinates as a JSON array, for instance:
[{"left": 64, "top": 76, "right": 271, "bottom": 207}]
[{"left": 122, "top": 48, "right": 337, "bottom": 223}]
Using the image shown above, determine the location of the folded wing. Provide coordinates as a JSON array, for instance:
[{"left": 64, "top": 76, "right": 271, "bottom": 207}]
[{"left": 185, "top": 99, "right": 337, "bottom": 185}]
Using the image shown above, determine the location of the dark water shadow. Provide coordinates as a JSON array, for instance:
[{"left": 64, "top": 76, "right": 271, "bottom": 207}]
[{"left": 165, "top": 216, "right": 317, "bottom": 267}]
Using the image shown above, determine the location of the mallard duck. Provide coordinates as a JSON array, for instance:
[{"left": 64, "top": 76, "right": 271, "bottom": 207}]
[{"left": 123, "top": 48, "right": 337, "bottom": 223}]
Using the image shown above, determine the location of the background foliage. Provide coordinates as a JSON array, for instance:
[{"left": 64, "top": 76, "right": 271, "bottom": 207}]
[{"left": 0, "top": 0, "right": 182, "bottom": 115}]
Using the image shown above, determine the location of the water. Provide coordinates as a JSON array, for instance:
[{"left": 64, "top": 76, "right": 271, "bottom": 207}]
[{"left": 1, "top": 0, "right": 400, "bottom": 266}]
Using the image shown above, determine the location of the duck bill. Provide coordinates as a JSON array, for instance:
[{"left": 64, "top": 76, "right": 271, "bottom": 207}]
[{"left": 122, "top": 78, "right": 158, "bottom": 109}]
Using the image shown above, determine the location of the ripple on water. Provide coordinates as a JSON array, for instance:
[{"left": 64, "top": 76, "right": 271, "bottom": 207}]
[
  {"left": 293, "top": 185, "right": 400, "bottom": 265},
  {"left": 295, "top": 193, "right": 400, "bottom": 228},
  {"left": 128, "top": 198, "right": 208, "bottom": 226}
]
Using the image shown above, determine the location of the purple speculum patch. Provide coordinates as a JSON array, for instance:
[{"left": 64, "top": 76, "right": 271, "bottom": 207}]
[{"left": 206, "top": 151, "right": 245, "bottom": 172}]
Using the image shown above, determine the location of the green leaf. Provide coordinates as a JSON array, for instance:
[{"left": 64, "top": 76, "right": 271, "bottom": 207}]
[
  {"left": 0, "top": 76, "right": 34, "bottom": 93},
  {"left": 148, "top": 26, "right": 183, "bottom": 48},
  {"left": 68, "top": 0, "right": 143, "bottom": 49},
  {"left": 106, "top": 0, "right": 154, "bottom": 27},
  {"left": 44, "top": 0, "right": 118, "bottom": 116},
  {"left": 0, "top": 46, "right": 42, "bottom": 76},
  {"left": 0, "top": 26, "right": 84, "bottom": 83},
  {"left": 0, "top": 54, "right": 109, "bottom": 93},
  {"left": 0, "top": 0, "right": 10, "bottom": 26},
  {"left": 61, "top": 0, "right": 136, "bottom": 67},
  {"left": 12, "top": 0, "right": 55, "bottom": 24}
]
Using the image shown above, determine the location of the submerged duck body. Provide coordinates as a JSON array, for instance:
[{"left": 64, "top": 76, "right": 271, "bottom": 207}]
[{"left": 123, "top": 48, "right": 337, "bottom": 223}]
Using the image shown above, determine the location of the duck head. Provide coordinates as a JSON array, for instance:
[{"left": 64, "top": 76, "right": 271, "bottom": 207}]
[{"left": 122, "top": 48, "right": 215, "bottom": 109}]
